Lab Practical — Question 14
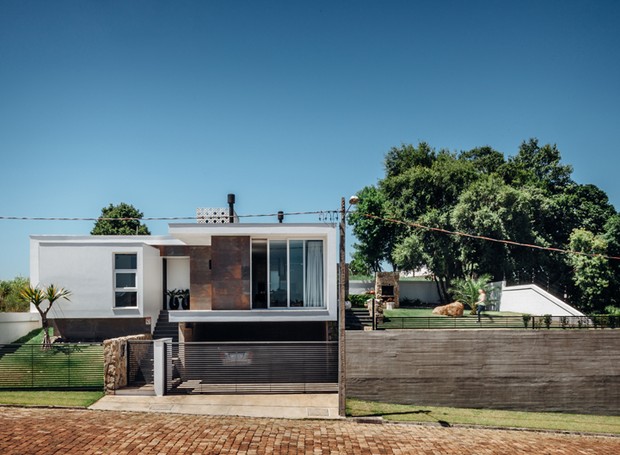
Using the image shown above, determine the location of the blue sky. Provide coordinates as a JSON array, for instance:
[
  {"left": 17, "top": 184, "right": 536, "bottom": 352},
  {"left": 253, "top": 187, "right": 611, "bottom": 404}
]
[{"left": 1, "top": 0, "right": 619, "bottom": 280}]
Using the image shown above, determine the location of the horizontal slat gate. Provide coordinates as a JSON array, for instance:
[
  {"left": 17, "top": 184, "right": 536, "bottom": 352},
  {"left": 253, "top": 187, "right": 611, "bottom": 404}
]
[
  {"left": 0, "top": 343, "right": 103, "bottom": 390},
  {"left": 171, "top": 341, "right": 338, "bottom": 394}
]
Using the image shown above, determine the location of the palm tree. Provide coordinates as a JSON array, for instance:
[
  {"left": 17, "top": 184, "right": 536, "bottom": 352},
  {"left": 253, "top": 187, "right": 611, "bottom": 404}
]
[
  {"left": 449, "top": 275, "right": 492, "bottom": 315},
  {"left": 21, "top": 284, "right": 72, "bottom": 348}
]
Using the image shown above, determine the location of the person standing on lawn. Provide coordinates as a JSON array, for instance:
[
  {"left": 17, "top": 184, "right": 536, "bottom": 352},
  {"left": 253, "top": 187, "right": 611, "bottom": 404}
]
[{"left": 476, "top": 288, "right": 487, "bottom": 323}]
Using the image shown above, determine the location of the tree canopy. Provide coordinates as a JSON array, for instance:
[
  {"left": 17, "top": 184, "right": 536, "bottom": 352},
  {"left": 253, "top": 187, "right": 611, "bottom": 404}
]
[
  {"left": 91, "top": 203, "right": 151, "bottom": 235},
  {"left": 349, "top": 139, "right": 619, "bottom": 312}
]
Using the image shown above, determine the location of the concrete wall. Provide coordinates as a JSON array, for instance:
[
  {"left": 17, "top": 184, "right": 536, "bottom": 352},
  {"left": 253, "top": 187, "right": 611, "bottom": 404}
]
[
  {"left": 0, "top": 312, "right": 41, "bottom": 344},
  {"left": 347, "top": 330, "right": 620, "bottom": 415},
  {"left": 350, "top": 279, "right": 440, "bottom": 304},
  {"left": 499, "top": 284, "right": 584, "bottom": 316}
]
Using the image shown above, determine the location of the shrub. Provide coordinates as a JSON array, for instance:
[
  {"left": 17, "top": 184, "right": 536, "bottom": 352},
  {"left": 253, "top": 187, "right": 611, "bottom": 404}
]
[
  {"left": 0, "top": 276, "right": 30, "bottom": 312},
  {"left": 522, "top": 314, "right": 531, "bottom": 328},
  {"left": 399, "top": 297, "right": 423, "bottom": 307},
  {"left": 349, "top": 294, "right": 371, "bottom": 308},
  {"left": 543, "top": 314, "right": 553, "bottom": 329},
  {"left": 559, "top": 316, "right": 569, "bottom": 329}
]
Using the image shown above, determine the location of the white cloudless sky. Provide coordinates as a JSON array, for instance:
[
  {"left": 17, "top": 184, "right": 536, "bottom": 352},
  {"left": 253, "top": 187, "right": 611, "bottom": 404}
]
[{"left": 1, "top": 0, "right": 619, "bottom": 279}]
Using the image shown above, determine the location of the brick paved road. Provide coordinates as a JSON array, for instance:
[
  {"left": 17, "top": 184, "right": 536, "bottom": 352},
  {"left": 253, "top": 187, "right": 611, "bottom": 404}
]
[{"left": 1, "top": 407, "right": 618, "bottom": 454}]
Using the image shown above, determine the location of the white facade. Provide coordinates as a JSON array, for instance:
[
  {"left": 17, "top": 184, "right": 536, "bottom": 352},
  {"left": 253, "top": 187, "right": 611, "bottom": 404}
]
[
  {"left": 29, "top": 223, "right": 339, "bottom": 333},
  {"left": 29, "top": 236, "right": 177, "bottom": 326},
  {"left": 499, "top": 283, "right": 585, "bottom": 316}
]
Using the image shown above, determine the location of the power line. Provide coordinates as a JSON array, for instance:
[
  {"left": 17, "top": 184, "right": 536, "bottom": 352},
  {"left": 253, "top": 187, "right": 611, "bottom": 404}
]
[
  {"left": 0, "top": 210, "right": 340, "bottom": 222},
  {"left": 362, "top": 213, "right": 620, "bottom": 262}
]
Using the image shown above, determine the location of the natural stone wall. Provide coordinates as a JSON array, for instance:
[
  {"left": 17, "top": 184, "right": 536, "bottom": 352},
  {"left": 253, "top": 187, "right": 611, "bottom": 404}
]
[
  {"left": 347, "top": 330, "right": 620, "bottom": 415},
  {"left": 103, "top": 334, "right": 151, "bottom": 394},
  {"left": 375, "top": 272, "right": 399, "bottom": 308}
]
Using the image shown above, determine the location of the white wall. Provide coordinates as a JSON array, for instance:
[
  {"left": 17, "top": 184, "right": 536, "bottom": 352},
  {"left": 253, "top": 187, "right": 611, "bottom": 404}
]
[
  {"left": 349, "top": 279, "right": 441, "bottom": 304},
  {"left": 499, "top": 284, "right": 584, "bottom": 316},
  {"left": 143, "top": 244, "right": 163, "bottom": 328},
  {"left": 32, "top": 239, "right": 162, "bottom": 324},
  {"left": 0, "top": 312, "right": 41, "bottom": 344},
  {"left": 167, "top": 258, "right": 190, "bottom": 290}
]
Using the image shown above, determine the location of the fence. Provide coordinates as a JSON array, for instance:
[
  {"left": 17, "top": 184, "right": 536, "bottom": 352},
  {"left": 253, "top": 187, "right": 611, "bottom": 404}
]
[
  {"left": 347, "top": 330, "right": 620, "bottom": 415},
  {"left": 380, "top": 315, "right": 618, "bottom": 330},
  {"left": 0, "top": 343, "right": 104, "bottom": 390},
  {"left": 126, "top": 340, "right": 338, "bottom": 394}
]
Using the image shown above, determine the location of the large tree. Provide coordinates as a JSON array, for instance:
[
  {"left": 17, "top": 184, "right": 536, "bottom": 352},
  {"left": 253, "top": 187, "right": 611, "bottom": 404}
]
[
  {"left": 91, "top": 202, "right": 151, "bottom": 235},
  {"left": 350, "top": 139, "right": 620, "bottom": 312},
  {"left": 567, "top": 229, "right": 612, "bottom": 313}
]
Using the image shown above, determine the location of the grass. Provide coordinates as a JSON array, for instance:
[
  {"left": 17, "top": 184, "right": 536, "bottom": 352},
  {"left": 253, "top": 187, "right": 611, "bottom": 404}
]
[
  {"left": 1, "top": 328, "right": 104, "bottom": 389},
  {"left": 385, "top": 308, "right": 522, "bottom": 317},
  {"left": 382, "top": 308, "right": 527, "bottom": 329},
  {"left": 347, "top": 399, "right": 620, "bottom": 435},
  {"left": 0, "top": 390, "right": 104, "bottom": 407}
]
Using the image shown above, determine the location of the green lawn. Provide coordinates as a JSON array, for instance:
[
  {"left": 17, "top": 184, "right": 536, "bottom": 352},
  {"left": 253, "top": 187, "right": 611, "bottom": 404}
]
[
  {"left": 347, "top": 399, "right": 620, "bottom": 435},
  {"left": 1, "top": 328, "right": 104, "bottom": 389},
  {"left": 0, "top": 390, "right": 104, "bottom": 407},
  {"left": 382, "top": 308, "right": 526, "bottom": 329}
]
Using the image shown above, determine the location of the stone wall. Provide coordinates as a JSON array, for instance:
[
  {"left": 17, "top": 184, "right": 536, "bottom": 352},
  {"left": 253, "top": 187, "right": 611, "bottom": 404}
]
[
  {"left": 103, "top": 334, "right": 151, "bottom": 394},
  {"left": 347, "top": 330, "right": 620, "bottom": 415},
  {"left": 375, "top": 272, "right": 399, "bottom": 308}
]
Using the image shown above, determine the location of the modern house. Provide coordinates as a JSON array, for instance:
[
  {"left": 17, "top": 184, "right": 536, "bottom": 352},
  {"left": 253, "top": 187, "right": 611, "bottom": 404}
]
[
  {"left": 29, "top": 200, "right": 339, "bottom": 395},
  {"left": 30, "top": 209, "right": 337, "bottom": 342}
]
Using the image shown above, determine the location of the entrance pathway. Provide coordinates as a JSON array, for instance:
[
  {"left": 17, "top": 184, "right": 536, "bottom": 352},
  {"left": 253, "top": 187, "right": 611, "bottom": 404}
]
[
  {"left": 1, "top": 406, "right": 618, "bottom": 454},
  {"left": 90, "top": 392, "right": 340, "bottom": 419}
]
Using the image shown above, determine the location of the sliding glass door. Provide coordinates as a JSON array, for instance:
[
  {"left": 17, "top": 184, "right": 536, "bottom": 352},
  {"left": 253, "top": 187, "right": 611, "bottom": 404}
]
[{"left": 251, "top": 239, "right": 324, "bottom": 309}]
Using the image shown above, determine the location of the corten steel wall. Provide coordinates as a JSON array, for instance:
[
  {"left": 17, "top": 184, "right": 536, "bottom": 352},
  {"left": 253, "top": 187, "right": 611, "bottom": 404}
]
[
  {"left": 211, "top": 236, "right": 251, "bottom": 310},
  {"left": 190, "top": 246, "right": 212, "bottom": 309},
  {"left": 347, "top": 330, "right": 620, "bottom": 415}
]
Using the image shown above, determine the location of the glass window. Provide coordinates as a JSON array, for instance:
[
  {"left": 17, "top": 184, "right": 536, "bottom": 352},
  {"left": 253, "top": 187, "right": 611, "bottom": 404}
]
[
  {"left": 251, "top": 240, "right": 268, "bottom": 309},
  {"left": 269, "top": 240, "right": 288, "bottom": 307},
  {"left": 251, "top": 239, "right": 324, "bottom": 308},
  {"left": 289, "top": 240, "right": 304, "bottom": 306},
  {"left": 115, "top": 254, "right": 137, "bottom": 269},
  {"left": 114, "top": 253, "right": 137, "bottom": 307}
]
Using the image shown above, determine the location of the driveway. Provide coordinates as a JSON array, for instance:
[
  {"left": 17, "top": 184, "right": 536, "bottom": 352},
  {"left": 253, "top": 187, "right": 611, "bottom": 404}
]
[{"left": 1, "top": 406, "right": 618, "bottom": 454}]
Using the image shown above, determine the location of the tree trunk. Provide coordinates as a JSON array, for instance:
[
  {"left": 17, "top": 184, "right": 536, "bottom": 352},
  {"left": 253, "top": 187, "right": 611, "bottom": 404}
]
[{"left": 41, "top": 315, "right": 52, "bottom": 349}]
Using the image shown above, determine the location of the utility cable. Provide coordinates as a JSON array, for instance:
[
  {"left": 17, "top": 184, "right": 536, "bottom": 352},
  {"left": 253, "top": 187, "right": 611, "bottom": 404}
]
[{"left": 362, "top": 213, "right": 620, "bottom": 261}]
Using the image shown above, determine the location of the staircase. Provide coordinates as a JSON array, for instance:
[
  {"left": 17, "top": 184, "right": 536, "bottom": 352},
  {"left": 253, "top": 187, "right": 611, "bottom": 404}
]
[
  {"left": 152, "top": 310, "right": 179, "bottom": 342},
  {"left": 346, "top": 307, "right": 374, "bottom": 330}
]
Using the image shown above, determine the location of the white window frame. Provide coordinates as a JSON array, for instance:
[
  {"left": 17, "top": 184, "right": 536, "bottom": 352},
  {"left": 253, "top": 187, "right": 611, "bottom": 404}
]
[{"left": 114, "top": 253, "right": 138, "bottom": 308}]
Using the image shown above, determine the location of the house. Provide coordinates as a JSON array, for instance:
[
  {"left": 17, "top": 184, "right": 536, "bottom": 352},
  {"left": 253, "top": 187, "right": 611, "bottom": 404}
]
[
  {"left": 29, "top": 199, "right": 340, "bottom": 395},
  {"left": 29, "top": 205, "right": 338, "bottom": 344}
]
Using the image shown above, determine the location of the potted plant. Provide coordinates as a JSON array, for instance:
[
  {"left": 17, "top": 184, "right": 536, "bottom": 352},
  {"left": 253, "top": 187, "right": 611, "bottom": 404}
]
[{"left": 166, "top": 289, "right": 179, "bottom": 310}]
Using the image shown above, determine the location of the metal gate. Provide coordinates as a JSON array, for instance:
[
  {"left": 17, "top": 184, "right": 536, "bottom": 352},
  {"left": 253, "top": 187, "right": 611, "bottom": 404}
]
[
  {"left": 127, "top": 340, "right": 154, "bottom": 387},
  {"left": 169, "top": 341, "right": 338, "bottom": 394}
]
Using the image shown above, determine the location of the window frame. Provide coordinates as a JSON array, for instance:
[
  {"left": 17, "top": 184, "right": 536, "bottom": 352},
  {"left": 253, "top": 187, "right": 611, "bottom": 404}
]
[{"left": 113, "top": 252, "right": 138, "bottom": 308}]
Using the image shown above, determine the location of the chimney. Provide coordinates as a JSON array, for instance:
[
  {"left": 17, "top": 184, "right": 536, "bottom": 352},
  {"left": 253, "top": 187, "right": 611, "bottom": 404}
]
[{"left": 227, "top": 194, "right": 236, "bottom": 223}]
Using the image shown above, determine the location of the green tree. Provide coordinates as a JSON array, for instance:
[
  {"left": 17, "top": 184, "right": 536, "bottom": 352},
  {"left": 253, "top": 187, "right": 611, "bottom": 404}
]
[
  {"left": 450, "top": 274, "right": 492, "bottom": 314},
  {"left": 21, "top": 284, "right": 72, "bottom": 348},
  {"left": 451, "top": 176, "right": 548, "bottom": 280},
  {"left": 501, "top": 139, "right": 573, "bottom": 195},
  {"left": 0, "top": 276, "right": 30, "bottom": 312},
  {"left": 91, "top": 202, "right": 151, "bottom": 235},
  {"left": 351, "top": 139, "right": 619, "bottom": 313},
  {"left": 348, "top": 186, "right": 399, "bottom": 272},
  {"left": 567, "top": 229, "right": 612, "bottom": 313}
]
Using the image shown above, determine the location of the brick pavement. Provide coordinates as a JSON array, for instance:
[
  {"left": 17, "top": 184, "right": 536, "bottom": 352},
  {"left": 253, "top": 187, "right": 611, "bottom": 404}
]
[{"left": 1, "top": 406, "right": 618, "bottom": 454}]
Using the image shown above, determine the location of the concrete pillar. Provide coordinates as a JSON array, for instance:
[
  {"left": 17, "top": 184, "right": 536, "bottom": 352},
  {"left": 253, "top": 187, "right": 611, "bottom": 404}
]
[{"left": 154, "top": 338, "right": 172, "bottom": 396}]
